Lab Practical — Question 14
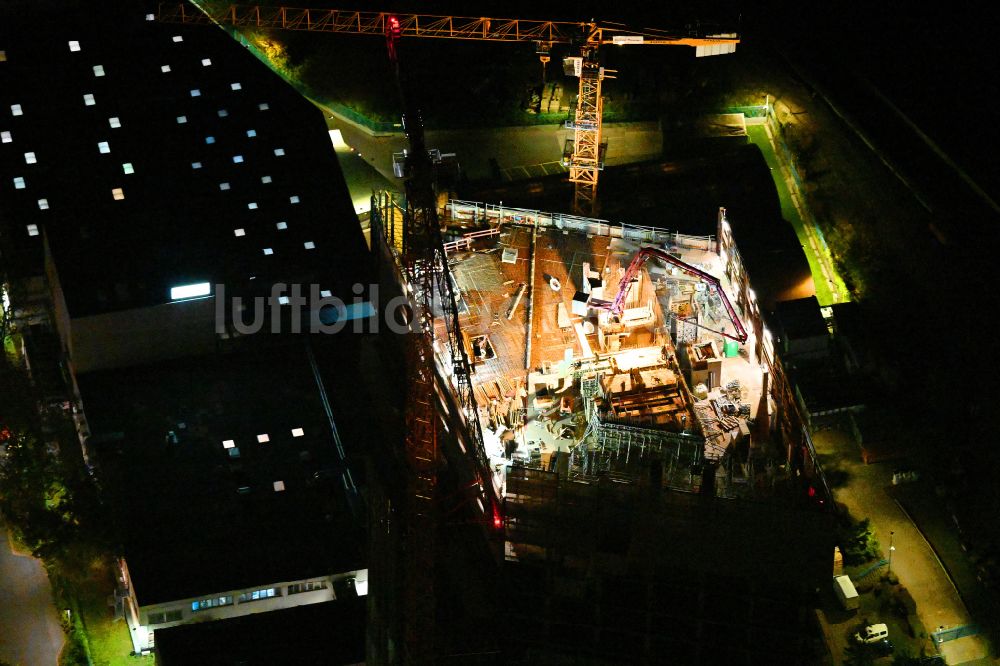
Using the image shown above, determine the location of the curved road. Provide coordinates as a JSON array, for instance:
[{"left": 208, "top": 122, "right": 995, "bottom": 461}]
[
  {"left": 813, "top": 427, "right": 991, "bottom": 664},
  {"left": 0, "top": 520, "right": 64, "bottom": 666}
]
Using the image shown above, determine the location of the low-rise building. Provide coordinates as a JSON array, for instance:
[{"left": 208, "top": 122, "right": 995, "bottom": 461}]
[{"left": 80, "top": 346, "right": 366, "bottom": 652}]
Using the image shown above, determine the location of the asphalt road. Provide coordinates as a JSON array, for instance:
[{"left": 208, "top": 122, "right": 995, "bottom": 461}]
[
  {"left": 776, "top": 44, "right": 1000, "bottom": 245},
  {"left": 0, "top": 520, "right": 64, "bottom": 666}
]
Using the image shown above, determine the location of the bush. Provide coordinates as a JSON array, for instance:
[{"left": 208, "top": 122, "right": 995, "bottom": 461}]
[{"left": 835, "top": 516, "right": 882, "bottom": 566}]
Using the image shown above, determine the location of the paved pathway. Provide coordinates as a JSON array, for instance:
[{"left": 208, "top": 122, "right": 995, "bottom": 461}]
[
  {"left": 0, "top": 520, "right": 64, "bottom": 666},
  {"left": 813, "top": 425, "right": 992, "bottom": 664},
  {"left": 746, "top": 122, "right": 848, "bottom": 306},
  {"left": 324, "top": 105, "right": 662, "bottom": 188}
]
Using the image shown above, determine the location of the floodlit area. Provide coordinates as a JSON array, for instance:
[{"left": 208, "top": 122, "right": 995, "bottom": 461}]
[
  {"left": 435, "top": 201, "right": 780, "bottom": 505},
  {"left": 328, "top": 128, "right": 392, "bottom": 217}
]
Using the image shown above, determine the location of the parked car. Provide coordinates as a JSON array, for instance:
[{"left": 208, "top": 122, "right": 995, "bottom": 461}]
[
  {"left": 867, "top": 638, "right": 894, "bottom": 656},
  {"left": 854, "top": 623, "right": 889, "bottom": 644}
]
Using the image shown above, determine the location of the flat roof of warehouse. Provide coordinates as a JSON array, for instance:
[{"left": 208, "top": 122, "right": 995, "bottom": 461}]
[
  {"left": 0, "top": 2, "right": 369, "bottom": 316},
  {"left": 79, "top": 344, "right": 364, "bottom": 605},
  {"left": 154, "top": 597, "right": 365, "bottom": 665}
]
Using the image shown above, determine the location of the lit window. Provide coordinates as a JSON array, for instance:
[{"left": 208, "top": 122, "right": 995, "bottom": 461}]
[
  {"left": 274, "top": 148, "right": 285, "bottom": 156},
  {"left": 258, "top": 102, "right": 269, "bottom": 110},
  {"left": 13, "top": 177, "right": 25, "bottom": 189},
  {"left": 111, "top": 187, "right": 124, "bottom": 200},
  {"left": 146, "top": 13, "right": 154, "bottom": 21},
  {"left": 304, "top": 241, "right": 315, "bottom": 249},
  {"left": 24, "top": 152, "right": 36, "bottom": 164},
  {"left": 234, "top": 228, "right": 245, "bottom": 237},
  {"left": 109, "top": 117, "right": 121, "bottom": 128},
  {"left": 231, "top": 82, "right": 242, "bottom": 91},
  {"left": 247, "top": 202, "right": 258, "bottom": 210},
  {"left": 176, "top": 115, "right": 187, "bottom": 124},
  {"left": 219, "top": 182, "right": 230, "bottom": 190},
  {"left": 275, "top": 221, "right": 287, "bottom": 230},
  {"left": 291, "top": 428, "right": 304, "bottom": 437},
  {"left": 170, "top": 282, "right": 210, "bottom": 300},
  {"left": 261, "top": 175, "right": 272, "bottom": 184},
  {"left": 93, "top": 65, "right": 105, "bottom": 77},
  {"left": 205, "top": 136, "right": 215, "bottom": 144},
  {"left": 161, "top": 64, "right": 171, "bottom": 73},
  {"left": 278, "top": 295, "right": 290, "bottom": 305},
  {"left": 247, "top": 129, "right": 257, "bottom": 137},
  {"left": 83, "top": 93, "right": 95, "bottom": 106},
  {"left": 288, "top": 581, "right": 328, "bottom": 595},
  {"left": 223, "top": 439, "right": 235, "bottom": 449},
  {"left": 11, "top": 104, "right": 23, "bottom": 116},
  {"left": 320, "top": 290, "right": 331, "bottom": 298},
  {"left": 172, "top": 35, "right": 183, "bottom": 43},
  {"left": 273, "top": 480, "right": 286, "bottom": 492},
  {"left": 201, "top": 58, "right": 212, "bottom": 66},
  {"left": 1, "top": 131, "right": 11, "bottom": 143},
  {"left": 26, "top": 224, "right": 39, "bottom": 236},
  {"left": 190, "top": 89, "right": 201, "bottom": 97},
  {"left": 191, "top": 161, "right": 202, "bottom": 169},
  {"left": 192, "top": 596, "right": 232, "bottom": 612},
  {"left": 289, "top": 195, "right": 300, "bottom": 204},
  {"left": 233, "top": 155, "right": 243, "bottom": 164},
  {"left": 97, "top": 141, "right": 110, "bottom": 154},
  {"left": 123, "top": 163, "right": 134, "bottom": 174},
  {"left": 262, "top": 248, "right": 274, "bottom": 256},
  {"left": 257, "top": 433, "right": 270, "bottom": 443},
  {"left": 238, "top": 588, "right": 279, "bottom": 603},
  {"left": 218, "top": 109, "right": 228, "bottom": 118},
  {"left": 37, "top": 199, "right": 49, "bottom": 210},
  {"left": 68, "top": 40, "right": 81, "bottom": 52}
]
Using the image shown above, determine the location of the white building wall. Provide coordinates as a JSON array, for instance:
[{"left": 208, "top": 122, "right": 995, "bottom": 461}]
[
  {"left": 127, "top": 568, "right": 368, "bottom": 652},
  {"left": 69, "top": 297, "right": 218, "bottom": 373}
]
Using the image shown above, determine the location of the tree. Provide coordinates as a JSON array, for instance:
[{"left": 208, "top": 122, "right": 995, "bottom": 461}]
[
  {"left": 835, "top": 515, "right": 882, "bottom": 566},
  {"left": 0, "top": 357, "right": 105, "bottom": 565}
]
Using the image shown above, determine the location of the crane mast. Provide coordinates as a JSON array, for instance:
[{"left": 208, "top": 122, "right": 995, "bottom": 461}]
[
  {"left": 158, "top": 3, "right": 738, "bottom": 214},
  {"left": 565, "top": 48, "right": 613, "bottom": 214},
  {"left": 386, "top": 16, "right": 502, "bottom": 664},
  {"left": 156, "top": 6, "right": 738, "bottom": 661}
]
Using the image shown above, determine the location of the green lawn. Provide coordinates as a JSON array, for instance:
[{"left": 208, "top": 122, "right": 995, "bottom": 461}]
[
  {"left": 747, "top": 124, "right": 850, "bottom": 306},
  {"left": 63, "top": 559, "right": 154, "bottom": 666}
]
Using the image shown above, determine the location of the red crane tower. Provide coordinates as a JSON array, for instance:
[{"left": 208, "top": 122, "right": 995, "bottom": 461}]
[{"left": 158, "top": 6, "right": 739, "bottom": 661}]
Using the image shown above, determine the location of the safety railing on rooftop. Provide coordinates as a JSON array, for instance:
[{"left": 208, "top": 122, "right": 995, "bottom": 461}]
[{"left": 446, "top": 200, "right": 715, "bottom": 251}]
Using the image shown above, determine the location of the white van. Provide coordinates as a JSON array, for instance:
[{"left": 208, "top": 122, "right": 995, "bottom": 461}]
[{"left": 854, "top": 623, "right": 888, "bottom": 644}]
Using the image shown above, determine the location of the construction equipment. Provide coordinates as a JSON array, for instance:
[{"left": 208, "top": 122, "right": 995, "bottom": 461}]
[
  {"left": 383, "top": 16, "right": 502, "bottom": 664},
  {"left": 591, "top": 246, "right": 749, "bottom": 343},
  {"left": 157, "top": 4, "right": 739, "bottom": 214}
]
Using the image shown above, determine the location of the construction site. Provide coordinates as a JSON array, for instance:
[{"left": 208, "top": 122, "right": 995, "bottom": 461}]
[
  {"left": 0, "top": 4, "right": 838, "bottom": 664},
  {"left": 370, "top": 194, "right": 834, "bottom": 664}
]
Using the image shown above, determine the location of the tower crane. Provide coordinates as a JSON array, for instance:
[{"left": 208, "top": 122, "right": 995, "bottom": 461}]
[
  {"left": 158, "top": 4, "right": 738, "bottom": 214},
  {"left": 158, "top": 6, "right": 737, "bottom": 661}
]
